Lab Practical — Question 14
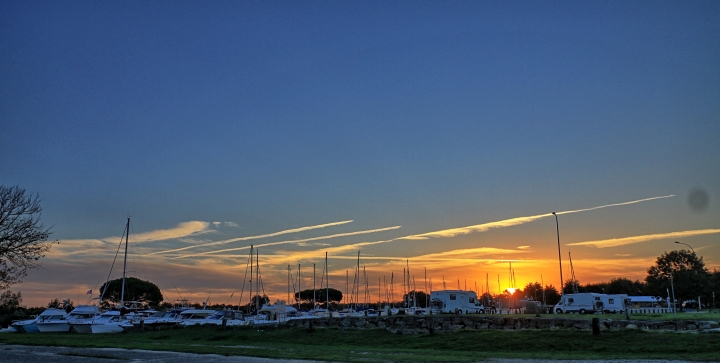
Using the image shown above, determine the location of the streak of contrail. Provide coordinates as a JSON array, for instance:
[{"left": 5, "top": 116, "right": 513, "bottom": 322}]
[
  {"left": 555, "top": 195, "right": 675, "bottom": 215},
  {"left": 567, "top": 228, "right": 720, "bottom": 248},
  {"left": 146, "top": 220, "right": 353, "bottom": 255},
  {"left": 172, "top": 226, "right": 401, "bottom": 259},
  {"left": 399, "top": 195, "right": 674, "bottom": 240}
]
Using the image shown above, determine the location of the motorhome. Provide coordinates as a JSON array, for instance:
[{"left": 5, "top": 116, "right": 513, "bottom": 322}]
[
  {"left": 600, "top": 294, "right": 630, "bottom": 314},
  {"left": 554, "top": 293, "right": 604, "bottom": 314},
  {"left": 430, "top": 290, "right": 484, "bottom": 314}
]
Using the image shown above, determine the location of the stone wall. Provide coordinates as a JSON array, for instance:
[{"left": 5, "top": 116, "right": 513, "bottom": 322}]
[{"left": 283, "top": 315, "right": 720, "bottom": 334}]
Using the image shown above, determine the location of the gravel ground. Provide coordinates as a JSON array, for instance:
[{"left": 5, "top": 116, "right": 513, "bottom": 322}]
[{"left": 0, "top": 344, "right": 701, "bottom": 363}]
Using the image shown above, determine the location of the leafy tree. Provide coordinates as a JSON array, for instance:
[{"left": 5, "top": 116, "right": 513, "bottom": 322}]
[
  {"left": 543, "top": 284, "right": 561, "bottom": 305},
  {"left": 0, "top": 185, "right": 57, "bottom": 290},
  {"left": 479, "top": 292, "right": 494, "bottom": 305},
  {"left": 710, "top": 269, "right": 720, "bottom": 310},
  {"left": 646, "top": 249, "right": 710, "bottom": 309},
  {"left": 295, "top": 288, "right": 343, "bottom": 305},
  {"left": 563, "top": 279, "right": 581, "bottom": 294},
  {"left": 98, "top": 277, "right": 163, "bottom": 307},
  {"left": 523, "top": 282, "right": 543, "bottom": 300},
  {"left": 246, "top": 294, "right": 269, "bottom": 312},
  {"left": 0, "top": 290, "right": 22, "bottom": 315},
  {"left": 402, "top": 290, "right": 428, "bottom": 308},
  {"left": 605, "top": 277, "right": 647, "bottom": 295}
]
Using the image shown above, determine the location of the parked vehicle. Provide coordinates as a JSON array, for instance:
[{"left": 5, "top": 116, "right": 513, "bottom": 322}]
[
  {"left": 600, "top": 294, "right": 630, "bottom": 314},
  {"left": 430, "top": 290, "right": 484, "bottom": 314},
  {"left": 554, "top": 293, "right": 604, "bottom": 314}
]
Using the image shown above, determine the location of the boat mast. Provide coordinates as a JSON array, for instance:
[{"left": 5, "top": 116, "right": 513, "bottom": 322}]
[
  {"left": 325, "top": 252, "right": 329, "bottom": 310},
  {"left": 313, "top": 263, "right": 316, "bottom": 310},
  {"left": 255, "top": 248, "right": 260, "bottom": 313},
  {"left": 249, "top": 245, "right": 253, "bottom": 313},
  {"left": 120, "top": 217, "right": 130, "bottom": 307},
  {"left": 297, "top": 264, "right": 301, "bottom": 310}
]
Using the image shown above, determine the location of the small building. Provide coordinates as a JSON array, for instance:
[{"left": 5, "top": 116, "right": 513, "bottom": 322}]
[{"left": 628, "top": 296, "right": 664, "bottom": 308}]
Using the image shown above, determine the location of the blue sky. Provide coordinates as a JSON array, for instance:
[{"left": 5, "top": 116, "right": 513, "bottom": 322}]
[{"left": 2, "top": 1, "right": 719, "bottom": 306}]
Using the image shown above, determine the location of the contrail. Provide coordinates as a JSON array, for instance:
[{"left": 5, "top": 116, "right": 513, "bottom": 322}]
[
  {"left": 567, "top": 228, "right": 720, "bottom": 248},
  {"left": 146, "top": 220, "right": 353, "bottom": 255},
  {"left": 399, "top": 195, "right": 674, "bottom": 240},
  {"left": 172, "top": 226, "right": 402, "bottom": 259},
  {"left": 555, "top": 195, "right": 675, "bottom": 215}
]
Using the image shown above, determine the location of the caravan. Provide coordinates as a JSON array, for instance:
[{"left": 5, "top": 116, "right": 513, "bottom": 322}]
[
  {"left": 554, "top": 293, "right": 631, "bottom": 314},
  {"left": 554, "top": 293, "right": 604, "bottom": 314},
  {"left": 600, "top": 294, "right": 630, "bottom": 314},
  {"left": 430, "top": 290, "right": 484, "bottom": 314}
]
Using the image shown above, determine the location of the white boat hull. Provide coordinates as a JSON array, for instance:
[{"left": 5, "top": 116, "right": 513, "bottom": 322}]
[
  {"left": 70, "top": 323, "right": 93, "bottom": 334},
  {"left": 91, "top": 323, "right": 124, "bottom": 334},
  {"left": 36, "top": 322, "right": 70, "bottom": 333}
]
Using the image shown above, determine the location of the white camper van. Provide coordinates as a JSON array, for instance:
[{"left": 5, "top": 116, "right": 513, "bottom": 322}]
[
  {"left": 554, "top": 293, "right": 604, "bottom": 314},
  {"left": 600, "top": 294, "right": 630, "bottom": 314},
  {"left": 430, "top": 290, "right": 484, "bottom": 314}
]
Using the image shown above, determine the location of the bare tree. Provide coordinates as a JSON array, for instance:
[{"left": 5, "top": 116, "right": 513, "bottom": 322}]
[{"left": 0, "top": 185, "right": 57, "bottom": 290}]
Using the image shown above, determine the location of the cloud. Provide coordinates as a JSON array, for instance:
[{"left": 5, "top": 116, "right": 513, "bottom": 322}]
[
  {"left": 172, "top": 226, "right": 402, "bottom": 259},
  {"left": 398, "top": 195, "right": 674, "bottom": 241},
  {"left": 131, "top": 221, "right": 212, "bottom": 243},
  {"left": 567, "top": 229, "right": 720, "bottom": 248},
  {"left": 147, "top": 220, "right": 354, "bottom": 255},
  {"left": 48, "top": 221, "right": 213, "bottom": 258},
  {"left": 517, "top": 246, "right": 530, "bottom": 250}
]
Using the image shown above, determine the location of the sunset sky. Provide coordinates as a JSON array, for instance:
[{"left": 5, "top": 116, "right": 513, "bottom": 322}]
[{"left": 1, "top": 1, "right": 718, "bottom": 307}]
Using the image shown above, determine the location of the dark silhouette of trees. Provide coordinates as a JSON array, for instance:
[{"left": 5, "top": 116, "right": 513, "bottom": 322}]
[
  {"left": 646, "top": 249, "right": 710, "bottom": 308},
  {"left": 47, "top": 298, "right": 74, "bottom": 313},
  {"left": 606, "top": 278, "right": 647, "bottom": 295},
  {"left": 0, "top": 185, "right": 57, "bottom": 290},
  {"left": 246, "top": 294, "right": 269, "bottom": 313},
  {"left": 98, "top": 277, "right": 163, "bottom": 307},
  {"left": 402, "top": 290, "right": 428, "bottom": 308},
  {"left": 295, "top": 288, "right": 343, "bottom": 306},
  {"left": 543, "top": 285, "right": 561, "bottom": 305}
]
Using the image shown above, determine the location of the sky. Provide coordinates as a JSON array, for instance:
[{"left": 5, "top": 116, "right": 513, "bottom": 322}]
[{"left": 1, "top": 1, "right": 719, "bottom": 308}]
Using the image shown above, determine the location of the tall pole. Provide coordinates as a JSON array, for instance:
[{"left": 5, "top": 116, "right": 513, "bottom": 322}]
[
  {"left": 313, "top": 263, "right": 316, "bottom": 310},
  {"left": 120, "top": 217, "right": 130, "bottom": 306},
  {"left": 670, "top": 273, "right": 677, "bottom": 318},
  {"left": 256, "top": 249, "right": 260, "bottom": 314},
  {"left": 326, "top": 252, "right": 329, "bottom": 311},
  {"left": 552, "top": 212, "right": 564, "bottom": 295},
  {"left": 297, "top": 264, "right": 301, "bottom": 310},
  {"left": 249, "top": 245, "right": 253, "bottom": 312}
]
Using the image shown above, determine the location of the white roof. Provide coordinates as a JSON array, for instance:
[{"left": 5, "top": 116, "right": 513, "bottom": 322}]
[{"left": 629, "top": 296, "right": 662, "bottom": 302}]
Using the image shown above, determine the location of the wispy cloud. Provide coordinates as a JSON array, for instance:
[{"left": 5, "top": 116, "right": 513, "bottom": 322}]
[
  {"left": 132, "top": 221, "right": 212, "bottom": 243},
  {"left": 399, "top": 195, "right": 674, "bottom": 241},
  {"left": 517, "top": 246, "right": 530, "bottom": 250},
  {"left": 172, "top": 226, "right": 401, "bottom": 259},
  {"left": 147, "top": 220, "right": 354, "bottom": 255},
  {"left": 567, "top": 228, "right": 720, "bottom": 248},
  {"left": 49, "top": 221, "right": 213, "bottom": 258}
]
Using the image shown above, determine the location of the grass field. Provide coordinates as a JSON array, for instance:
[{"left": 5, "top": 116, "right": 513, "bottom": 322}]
[{"left": 2, "top": 315, "right": 720, "bottom": 362}]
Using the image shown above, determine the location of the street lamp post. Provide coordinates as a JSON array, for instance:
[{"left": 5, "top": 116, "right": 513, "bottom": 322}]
[
  {"left": 552, "top": 212, "right": 564, "bottom": 296},
  {"left": 674, "top": 241, "right": 695, "bottom": 254}
]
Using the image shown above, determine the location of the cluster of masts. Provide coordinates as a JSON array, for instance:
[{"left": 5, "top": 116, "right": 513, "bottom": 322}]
[{"left": 235, "top": 246, "right": 517, "bottom": 311}]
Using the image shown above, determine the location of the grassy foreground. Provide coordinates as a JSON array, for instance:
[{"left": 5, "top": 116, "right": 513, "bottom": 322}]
[{"left": 1, "top": 322, "right": 719, "bottom": 362}]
